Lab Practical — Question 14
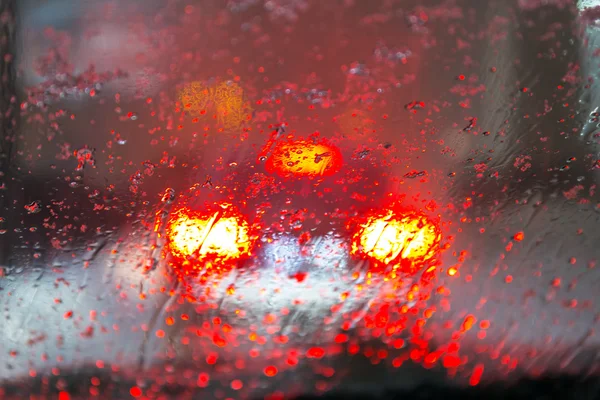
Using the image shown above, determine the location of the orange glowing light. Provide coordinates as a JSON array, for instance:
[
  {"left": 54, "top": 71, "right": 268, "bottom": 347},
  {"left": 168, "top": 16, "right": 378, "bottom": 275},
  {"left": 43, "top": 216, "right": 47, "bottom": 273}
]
[
  {"left": 165, "top": 203, "right": 253, "bottom": 273},
  {"left": 350, "top": 209, "right": 441, "bottom": 275},
  {"left": 265, "top": 139, "right": 342, "bottom": 177},
  {"left": 178, "top": 80, "right": 252, "bottom": 130}
]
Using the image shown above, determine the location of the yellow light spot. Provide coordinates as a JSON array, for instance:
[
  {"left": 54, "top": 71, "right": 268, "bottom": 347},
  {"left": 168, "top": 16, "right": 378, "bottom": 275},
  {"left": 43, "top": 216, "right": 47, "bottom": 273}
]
[
  {"left": 166, "top": 205, "right": 252, "bottom": 265},
  {"left": 351, "top": 210, "right": 441, "bottom": 274},
  {"left": 266, "top": 140, "right": 343, "bottom": 177}
]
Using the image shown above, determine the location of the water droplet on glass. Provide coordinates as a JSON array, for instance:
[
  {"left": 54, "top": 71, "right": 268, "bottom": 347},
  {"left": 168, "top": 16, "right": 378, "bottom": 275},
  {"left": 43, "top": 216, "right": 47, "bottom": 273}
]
[
  {"left": 161, "top": 188, "right": 176, "bottom": 203},
  {"left": 404, "top": 170, "right": 427, "bottom": 179},
  {"left": 74, "top": 147, "right": 95, "bottom": 171},
  {"left": 24, "top": 201, "right": 42, "bottom": 214}
]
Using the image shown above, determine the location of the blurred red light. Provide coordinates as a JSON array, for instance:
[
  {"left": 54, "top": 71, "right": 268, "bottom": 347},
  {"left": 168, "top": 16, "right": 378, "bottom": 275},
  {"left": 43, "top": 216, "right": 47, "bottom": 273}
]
[
  {"left": 350, "top": 208, "right": 441, "bottom": 275},
  {"left": 265, "top": 139, "right": 342, "bottom": 177},
  {"left": 165, "top": 202, "right": 254, "bottom": 275}
]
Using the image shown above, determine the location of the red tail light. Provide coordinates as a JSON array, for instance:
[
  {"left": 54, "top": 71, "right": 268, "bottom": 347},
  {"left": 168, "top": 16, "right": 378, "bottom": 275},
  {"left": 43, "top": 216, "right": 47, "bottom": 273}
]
[
  {"left": 165, "top": 203, "right": 254, "bottom": 275},
  {"left": 265, "top": 139, "right": 343, "bottom": 177},
  {"left": 350, "top": 209, "right": 441, "bottom": 275}
]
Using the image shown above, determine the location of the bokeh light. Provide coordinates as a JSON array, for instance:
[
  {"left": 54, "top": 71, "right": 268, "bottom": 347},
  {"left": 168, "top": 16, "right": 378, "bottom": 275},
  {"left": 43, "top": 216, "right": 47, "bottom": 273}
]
[
  {"left": 350, "top": 208, "right": 441, "bottom": 275},
  {"left": 178, "top": 80, "right": 252, "bottom": 130},
  {"left": 265, "top": 139, "right": 343, "bottom": 177},
  {"left": 165, "top": 203, "right": 254, "bottom": 274}
]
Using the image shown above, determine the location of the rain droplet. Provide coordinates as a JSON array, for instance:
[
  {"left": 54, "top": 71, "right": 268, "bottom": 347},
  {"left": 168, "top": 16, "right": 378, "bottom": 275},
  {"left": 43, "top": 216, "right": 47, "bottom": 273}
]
[
  {"left": 404, "top": 170, "right": 427, "bottom": 179},
  {"left": 463, "top": 118, "right": 477, "bottom": 132},
  {"left": 24, "top": 201, "right": 42, "bottom": 214},
  {"left": 161, "top": 188, "right": 176, "bottom": 203}
]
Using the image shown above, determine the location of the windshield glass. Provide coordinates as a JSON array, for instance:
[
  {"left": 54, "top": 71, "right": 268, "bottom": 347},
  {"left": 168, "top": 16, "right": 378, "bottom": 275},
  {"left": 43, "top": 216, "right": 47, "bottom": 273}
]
[{"left": 1, "top": 0, "right": 600, "bottom": 398}]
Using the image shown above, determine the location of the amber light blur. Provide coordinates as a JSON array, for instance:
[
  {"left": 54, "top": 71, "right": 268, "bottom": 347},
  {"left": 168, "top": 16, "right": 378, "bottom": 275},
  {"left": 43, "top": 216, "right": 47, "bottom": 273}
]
[
  {"left": 178, "top": 80, "right": 252, "bottom": 130},
  {"left": 265, "top": 139, "right": 342, "bottom": 177},
  {"left": 165, "top": 203, "right": 254, "bottom": 274},
  {"left": 350, "top": 209, "right": 441, "bottom": 275}
]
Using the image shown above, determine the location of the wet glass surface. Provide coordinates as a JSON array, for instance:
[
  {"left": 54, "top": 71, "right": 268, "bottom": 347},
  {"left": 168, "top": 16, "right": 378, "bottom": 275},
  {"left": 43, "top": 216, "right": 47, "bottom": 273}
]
[{"left": 2, "top": 0, "right": 600, "bottom": 398}]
